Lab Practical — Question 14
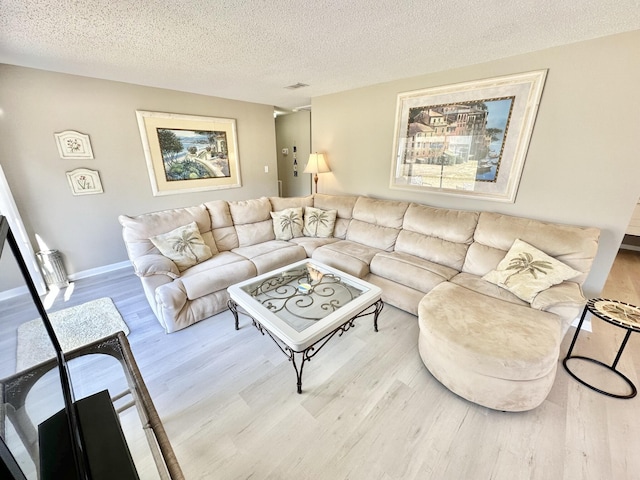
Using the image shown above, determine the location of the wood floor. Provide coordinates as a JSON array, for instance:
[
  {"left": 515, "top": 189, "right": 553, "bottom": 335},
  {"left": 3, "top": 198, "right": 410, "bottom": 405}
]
[{"left": 2, "top": 249, "right": 640, "bottom": 479}]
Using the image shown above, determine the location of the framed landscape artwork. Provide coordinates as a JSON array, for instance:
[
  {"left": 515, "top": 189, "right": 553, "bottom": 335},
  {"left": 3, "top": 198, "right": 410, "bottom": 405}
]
[
  {"left": 136, "top": 110, "right": 241, "bottom": 196},
  {"left": 389, "top": 70, "right": 547, "bottom": 202}
]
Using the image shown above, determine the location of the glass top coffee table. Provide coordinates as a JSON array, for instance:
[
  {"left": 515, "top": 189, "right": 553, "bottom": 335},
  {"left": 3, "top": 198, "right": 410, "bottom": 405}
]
[{"left": 227, "top": 259, "right": 383, "bottom": 393}]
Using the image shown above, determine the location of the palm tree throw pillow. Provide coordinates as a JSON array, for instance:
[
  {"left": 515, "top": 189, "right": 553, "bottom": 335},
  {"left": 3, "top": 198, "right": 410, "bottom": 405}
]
[
  {"left": 303, "top": 207, "right": 337, "bottom": 238},
  {"left": 482, "top": 239, "right": 581, "bottom": 303},
  {"left": 270, "top": 207, "right": 304, "bottom": 240},
  {"left": 150, "top": 221, "right": 213, "bottom": 272}
]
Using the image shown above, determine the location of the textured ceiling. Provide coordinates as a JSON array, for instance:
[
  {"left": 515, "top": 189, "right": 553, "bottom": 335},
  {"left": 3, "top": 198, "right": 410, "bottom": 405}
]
[{"left": 1, "top": 0, "right": 639, "bottom": 110}]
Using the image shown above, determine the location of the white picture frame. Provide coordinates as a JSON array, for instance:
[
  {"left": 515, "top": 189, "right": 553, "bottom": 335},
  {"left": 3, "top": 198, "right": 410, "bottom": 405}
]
[
  {"left": 390, "top": 70, "right": 547, "bottom": 203},
  {"left": 136, "top": 110, "right": 242, "bottom": 196},
  {"left": 66, "top": 168, "right": 103, "bottom": 195},
  {"left": 54, "top": 130, "right": 94, "bottom": 159}
]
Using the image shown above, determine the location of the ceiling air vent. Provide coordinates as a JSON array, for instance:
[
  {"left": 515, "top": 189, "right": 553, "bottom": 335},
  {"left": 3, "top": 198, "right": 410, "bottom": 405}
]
[{"left": 284, "top": 82, "right": 309, "bottom": 90}]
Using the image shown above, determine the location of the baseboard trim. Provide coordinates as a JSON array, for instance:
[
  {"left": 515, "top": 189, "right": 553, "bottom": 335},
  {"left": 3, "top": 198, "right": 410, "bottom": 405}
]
[
  {"left": 67, "top": 260, "right": 132, "bottom": 281},
  {"left": 0, "top": 285, "right": 29, "bottom": 302},
  {"left": 620, "top": 244, "right": 640, "bottom": 252},
  {"left": 0, "top": 260, "right": 133, "bottom": 301}
]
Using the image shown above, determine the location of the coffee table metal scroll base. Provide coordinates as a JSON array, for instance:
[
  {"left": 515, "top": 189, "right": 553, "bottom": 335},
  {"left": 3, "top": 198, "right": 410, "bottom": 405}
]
[
  {"left": 228, "top": 299, "right": 384, "bottom": 394},
  {"left": 563, "top": 298, "right": 639, "bottom": 399}
]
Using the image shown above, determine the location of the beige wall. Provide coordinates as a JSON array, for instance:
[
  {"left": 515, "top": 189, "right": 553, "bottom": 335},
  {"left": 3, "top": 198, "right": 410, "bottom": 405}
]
[
  {"left": 2, "top": 31, "right": 639, "bottom": 298},
  {"left": 275, "top": 111, "right": 312, "bottom": 197},
  {"left": 312, "top": 31, "right": 640, "bottom": 297},
  {"left": 0, "top": 65, "right": 278, "bottom": 280}
]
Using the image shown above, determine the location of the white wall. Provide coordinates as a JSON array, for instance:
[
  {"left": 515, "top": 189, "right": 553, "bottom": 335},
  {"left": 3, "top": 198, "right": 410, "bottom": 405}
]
[
  {"left": 0, "top": 65, "right": 278, "bottom": 283},
  {"left": 311, "top": 31, "right": 640, "bottom": 297}
]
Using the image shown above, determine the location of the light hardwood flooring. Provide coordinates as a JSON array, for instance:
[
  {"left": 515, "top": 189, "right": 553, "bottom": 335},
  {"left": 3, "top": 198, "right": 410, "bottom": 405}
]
[{"left": 2, "top": 249, "right": 640, "bottom": 479}]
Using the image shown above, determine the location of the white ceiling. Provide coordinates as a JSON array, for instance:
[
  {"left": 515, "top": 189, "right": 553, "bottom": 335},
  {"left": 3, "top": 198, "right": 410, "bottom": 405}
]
[{"left": 1, "top": 0, "right": 639, "bottom": 110}]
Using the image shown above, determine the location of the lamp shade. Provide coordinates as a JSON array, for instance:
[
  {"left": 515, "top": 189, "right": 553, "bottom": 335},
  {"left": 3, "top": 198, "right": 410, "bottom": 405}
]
[{"left": 303, "top": 153, "right": 330, "bottom": 174}]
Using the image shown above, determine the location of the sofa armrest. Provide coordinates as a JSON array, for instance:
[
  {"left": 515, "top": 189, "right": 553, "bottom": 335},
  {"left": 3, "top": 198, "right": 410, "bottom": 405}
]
[
  {"left": 132, "top": 254, "right": 180, "bottom": 279},
  {"left": 531, "top": 281, "right": 585, "bottom": 311},
  {"left": 531, "top": 282, "right": 586, "bottom": 331}
]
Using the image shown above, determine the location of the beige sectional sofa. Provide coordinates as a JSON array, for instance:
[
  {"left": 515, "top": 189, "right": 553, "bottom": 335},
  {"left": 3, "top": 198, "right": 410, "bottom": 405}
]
[{"left": 119, "top": 193, "right": 600, "bottom": 411}]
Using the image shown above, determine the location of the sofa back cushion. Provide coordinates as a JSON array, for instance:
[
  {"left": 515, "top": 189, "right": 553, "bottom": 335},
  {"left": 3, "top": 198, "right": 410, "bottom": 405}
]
[
  {"left": 462, "top": 212, "right": 600, "bottom": 285},
  {"left": 203, "top": 199, "right": 238, "bottom": 251},
  {"left": 396, "top": 203, "right": 479, "bottom": 271},
  {"left": 313, "top": 193, "right": 358, "bottom": 239},
  {"left": 119, "top": 205, "right": 216, "bottom": 261},
  {"left": 228, "top": 197, "right": 275, "bottom": 247},
  {"left": 269, "top": 195, "right": 314, "bottom": 211},
  {"left": 346, "top": 197, "right": 409, "bottom": 251}
]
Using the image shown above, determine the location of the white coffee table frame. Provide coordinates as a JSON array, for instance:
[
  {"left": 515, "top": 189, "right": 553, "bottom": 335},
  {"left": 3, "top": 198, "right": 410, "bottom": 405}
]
[{"left": 227, "top": 259, "right": 383, "bottom": 393}]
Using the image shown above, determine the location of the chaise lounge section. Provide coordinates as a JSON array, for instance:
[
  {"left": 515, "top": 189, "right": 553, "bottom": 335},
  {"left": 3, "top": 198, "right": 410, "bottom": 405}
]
[
  {"left": 418, "top": 212, "right": 600, "bottom": 411},
  {"left": 119, "top": 193, "right": 600, "bottom": 411}
]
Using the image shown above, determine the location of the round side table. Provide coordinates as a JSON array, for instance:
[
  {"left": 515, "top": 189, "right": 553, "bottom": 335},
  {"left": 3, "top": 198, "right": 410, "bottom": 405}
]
[{"left": 563, "top": 298, "right": 640, "bottom": 399}]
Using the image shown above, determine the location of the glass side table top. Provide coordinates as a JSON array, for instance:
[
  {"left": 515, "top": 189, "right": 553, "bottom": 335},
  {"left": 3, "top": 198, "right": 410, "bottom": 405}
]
[
  {"left": 588, "top": 298, "right": 640, "bottom": 332},
  {"left": 228, "top": 260, "right": 382, "bottom": 351}
]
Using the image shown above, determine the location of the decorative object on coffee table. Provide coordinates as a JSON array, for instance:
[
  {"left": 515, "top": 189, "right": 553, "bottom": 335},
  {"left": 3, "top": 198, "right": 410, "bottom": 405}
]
[
  {"left": 228, "top": 260, "right": 383, "bottom": 393},
  {"left": 563, "top": 298, "right": 640, "bottom": 399}
]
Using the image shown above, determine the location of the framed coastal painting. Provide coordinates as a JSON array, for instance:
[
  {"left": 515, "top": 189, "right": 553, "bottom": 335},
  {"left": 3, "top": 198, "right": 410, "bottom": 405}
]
[
  {"left": 136, "top": 110, "right": 241, "bottom": 196},
  {"left": 389, "top": 70, "right": 547, "bottom": 202}
]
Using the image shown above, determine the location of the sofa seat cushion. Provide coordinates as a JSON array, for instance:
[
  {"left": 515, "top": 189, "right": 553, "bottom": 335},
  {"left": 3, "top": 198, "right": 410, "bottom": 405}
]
[
  {"left": 180, "top": 251, "right": 246, "bottom": 276},
  {"left": 451, "top": 273, "right": 584, "bottom": 333},
  {"left": 152, "top": 253, "right": 256, "bottom": 333},
  {"left": 450, "top": 272, "right": 528, "bottom": 306},
  {"left": 312, "top": 240, "right": 382, "bottom": 278},
  {"left": 419, "top": 282, "right": 563, "bottom": 381},
  {"left": 289, "top": 236, "right": 340, "bottom": 257},
  {"left": 180, "top": 256, "right": 257, "bottom": 299},
  {"left": 370, "top": 251, "right": 457, "bottom": 293},
  {"left": 232, "top": 241, "right": 306, "bottom": 274}
]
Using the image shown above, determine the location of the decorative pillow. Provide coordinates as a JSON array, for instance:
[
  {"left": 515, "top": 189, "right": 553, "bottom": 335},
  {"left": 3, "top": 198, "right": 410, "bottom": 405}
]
[
  {"left": 270, "top": 207, "right": 304, "bottom": 240},
  {"left": 482, "top": 239, "right": 581, "bottom": 303},
  {"left": 149, "top": 221, "right": 213, "bottom": 272},
  {"left": 303, "top": 207, "right": 337, "bottom": 238}
]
